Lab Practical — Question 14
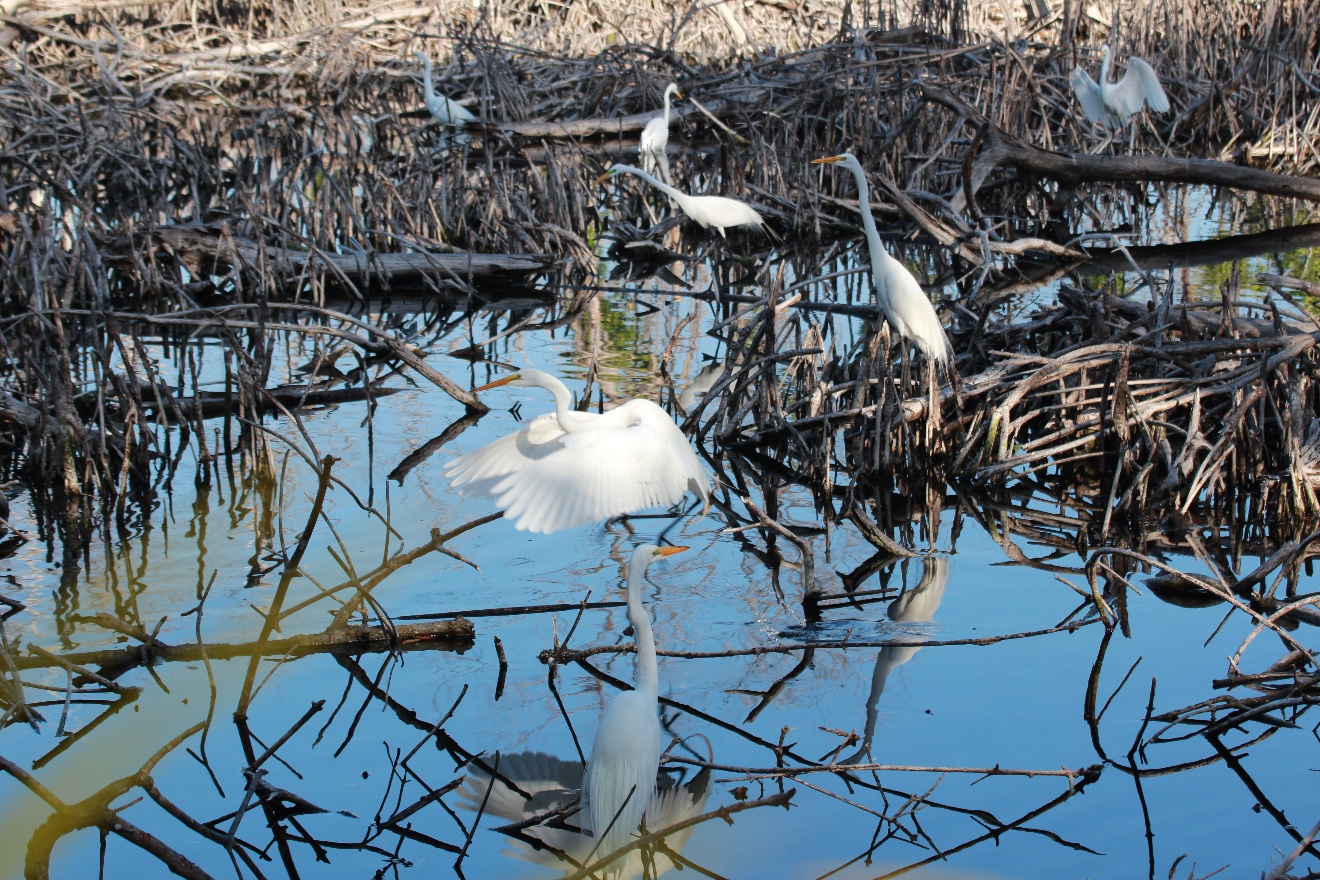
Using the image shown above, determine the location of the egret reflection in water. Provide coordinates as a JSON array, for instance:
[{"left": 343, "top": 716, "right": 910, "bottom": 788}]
[
  {"left": 456, "top": 752, "right": 712, "bottom": 878},
  {"left": 842, "top": 556, "right": 949, "bottom": 764}
]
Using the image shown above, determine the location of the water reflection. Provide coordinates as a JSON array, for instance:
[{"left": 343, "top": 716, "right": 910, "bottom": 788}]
[
  {"left": 842, "top": 556, "right": 949, "bottom": 764},
  {"left": 457, "top": 753, "right": 711, "bottom": 879}
]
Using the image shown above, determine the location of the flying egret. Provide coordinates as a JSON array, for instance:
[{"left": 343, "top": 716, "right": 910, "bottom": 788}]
[
  {"left": 639, "top": 83, "right": 682, "bottom": 184},
  {"left": 1069, "top": 46, "right": 1170, "bottom": 128},
  {"left": 585, "top": 543, "right": 686, "bottom": 866},
  {"left": 445, "top": 368, "right": 711, "bottom": 533},
  {"left": 414, "top": 50, "right": 475, "bottom": 144},
  {"left": 598, "top": 164, "right": 766, "bottom": 238},
  {"left": 811, "top": 154, "right": 952, "bottom": 367}
]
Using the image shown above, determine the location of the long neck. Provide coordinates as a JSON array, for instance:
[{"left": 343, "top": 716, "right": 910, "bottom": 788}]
[
  {"left": 627, "top": 564, "right": 658, "bottom": 694},
  {"left": 620, "top": 166, "right": 686, "bottom": 206},
  {"left": 540, "top": 375, "right": 581, "bottom": 432},
  {"left": 848, "top": 163, "right": 891, "bottom": 272},
  {"left": 420, "top": 54, "right": 436, "bottom": 105},
  {"left": 1100, "top": 52, "right": 1112, "bottom": 86},
  {"left": 662, "top": 88, "right": 673, "bottom": 124}
]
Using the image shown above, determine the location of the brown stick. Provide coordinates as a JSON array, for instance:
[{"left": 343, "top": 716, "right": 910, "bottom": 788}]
[{"left": 921, "top": 85, "right": 1320, "bottom": 203}]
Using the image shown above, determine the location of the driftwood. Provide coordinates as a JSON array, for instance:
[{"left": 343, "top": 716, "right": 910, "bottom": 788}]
[
  {"left": 13, "top": 616, "right": 475, "bottom": 674},
  {"left": 920, "top": 86, "right": 1320, "bottom": 206},
  {"left": 105, "top": 226, "right": 554, "bottom": 291}
]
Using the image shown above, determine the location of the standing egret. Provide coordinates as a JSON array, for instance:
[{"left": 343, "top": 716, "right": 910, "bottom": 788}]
[
  {"left": 811, "top": 154, "right": 951, "bottom": 367},
  {"left": 585, "top": 543, "right": 686, "bottom": 866},
  {"left": 414, "top": 50, "right": 475, "bottom": 144},
  {"left": 445, "top": 368, "right": 711, "bottom": 533},
  {"left": 639, "top": 84, "right": 682, "bottom": 184},
  {"left": 598, "top": 164, "right": 766, "bottom": 238},
  {"left": 1069, "top": 47, "right": 1170, "bottom": 128}
]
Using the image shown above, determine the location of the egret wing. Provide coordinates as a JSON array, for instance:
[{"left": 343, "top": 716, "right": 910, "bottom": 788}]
[
  {"left": 445, "top": 413, "right": 567, "bottom": 499},
  {"left": 1069, "top": 67, "right": 1110, "bottom": 125},
  {"left": 1122, "top": 57, "right": 1169, "bottom": 114},
  {"left": 490, "top": 406, "right": 703, "bottom": 533}
]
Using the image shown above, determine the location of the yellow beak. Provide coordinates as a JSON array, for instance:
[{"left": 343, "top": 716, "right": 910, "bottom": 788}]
[
  {"left": 473, "top": 374, "right": 518, "bottom": 393},
  {"left": 595, "top": 171, "right": 614, "bottom": 185},
  {"left": 654, "top": 545, "right": 688, "bottom": 558},
  {"left": 675, "top": 89, "right": 685, "bottom": 100},
  {"left": 811, "top": 155, "right": 844, "bottom": 165}
]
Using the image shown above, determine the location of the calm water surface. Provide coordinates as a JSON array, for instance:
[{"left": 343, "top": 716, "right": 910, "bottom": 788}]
[{"left": 0, "top": 192, "right": 1315, "bottom": 880}]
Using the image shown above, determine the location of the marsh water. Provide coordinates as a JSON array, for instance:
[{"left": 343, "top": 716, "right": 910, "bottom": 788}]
[{"left": 0, "top": 186, "right": 1317, "bottom": 880}]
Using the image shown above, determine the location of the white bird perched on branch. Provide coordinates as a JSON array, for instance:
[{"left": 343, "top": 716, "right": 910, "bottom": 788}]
[
  {"left": 445, "top": 368, "right": 711, "bottom": 534},
  {"left": 598, "top": 164, "right": 766, "bottom": 238},
  {"left": 584, "top": 543, "right": 687, "bottom": 867},
  {"left": 1069, "top": 47, "right": 1170, "bottom": 128},
  {"left": 639, "top": 83, "right": 682, "bottom": 184},
  {"left": 811, "top": 153, "right": 952, "bottom": 368},
  {"left": 414, "top": 50, "right": 475, "bottom": 144}
]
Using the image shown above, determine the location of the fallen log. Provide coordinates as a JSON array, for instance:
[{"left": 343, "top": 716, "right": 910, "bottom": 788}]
[
  {"left": 14, "top": 617, "right": 476, "bottom": 675},
  {"left": 920, "top": 85, "right": 1320, "bottom": 205},
  {"left": 103, "top": 225, "right": 554, "bottom": 292}
]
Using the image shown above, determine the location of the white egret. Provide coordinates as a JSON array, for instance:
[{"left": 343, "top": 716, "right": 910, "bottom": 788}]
[
  {"left": 1069, "top": 46, "right": 1170, "bottom": 128},
  {"left": 445, "top": 368, "right": 711, "bottom": 533},
  {"left": 639, "top": 83, "right": 682, "bottom": 184},
  {"left": 585, "top": 543, "right": 686, "bottom": 866},
  {"left": 811, "top": 154, "right": 951, "bottom": 367},
  {"left": 414, "top": 50, "right": 475, "bottom": 144},
  {"left": 598, "top": 164, "right": 766, "bottom": 238}
]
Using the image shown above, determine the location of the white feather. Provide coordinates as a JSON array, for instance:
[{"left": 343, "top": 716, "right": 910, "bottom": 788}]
[{"left": 446, "top": 370, "right": 710, "bottom": 534}]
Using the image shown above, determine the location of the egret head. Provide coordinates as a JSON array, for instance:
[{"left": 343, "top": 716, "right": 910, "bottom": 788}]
[
  {"left": 631, "top": 544, "right": 688, "bottom": 570},
  {"left": 812, "top": 153, "right": 862, "bottom": 174},
  {"left": 595, "top": 164, "right": 629, "bottom": 185},
  {"left": 665, "top": 83, "right": 684, "bottom": 101},
  {"left": 472, "top": 368, "right": 553, "bottom": 393}
]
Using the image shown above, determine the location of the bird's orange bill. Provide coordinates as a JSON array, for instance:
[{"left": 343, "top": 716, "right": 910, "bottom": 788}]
[
  {"left": 811, "top": 156, "right": 844, "bottom": 165},
  {"left": 675, "top": 89, "right": 685, "bottom": 100},
  {"left": 595, "top": 171, "right": 614, "bottom": 184},
  {"left": 655, "top": 545, "right": 688, "bottom": 557},
  {"left": 473, "top": 374, "right": 519, "bottom": 393}
]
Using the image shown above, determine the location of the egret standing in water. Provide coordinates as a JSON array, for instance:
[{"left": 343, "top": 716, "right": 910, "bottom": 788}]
[
  {"left": 445, "top": 369, "right": 711, "bottom": 533},
  {"left": 598, "top": 164, "right": 766, "bottom": 238},
  {"left": 414, "top": 50, "right": 475, "bottom": 145},
  {"left": 811, "top": 154, "right": 951, "bottom": 368},
  {"left": 1069, "top": 47, "right": 1170, "bottom": 129},
  {"left": 639, "top": 84, "right": 682, "bottom": 184},
  {"left": 585, "top": 544, "right": 686, "bottom": 866}
]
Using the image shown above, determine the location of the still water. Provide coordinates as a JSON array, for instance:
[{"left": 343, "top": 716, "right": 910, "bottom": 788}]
[{"left": 0, "top": 193, "right": 1315, "bottom": 879}]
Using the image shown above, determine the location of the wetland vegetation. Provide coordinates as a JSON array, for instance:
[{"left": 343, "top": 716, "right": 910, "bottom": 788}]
[{"left": 0, "top": 0, "right": 1318, "bottom": 877}]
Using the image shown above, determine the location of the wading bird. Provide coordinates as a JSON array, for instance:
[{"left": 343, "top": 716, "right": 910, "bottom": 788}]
[
  {"left": 414, "top": 50, "right": 475, "bottom": 144},
  {"left": 446, "top": 369, "right": 711, "bottom": 533},
  {"left": 1069, "top": 47, "right": 1170, "bottom": 128},
  {"left": 585, "top": 543, "right": 687, "bottom": 866},
  {"left": 640, "top": 83, "right": 682, "bottom": 184},
  {"left": 811, "top": 154, "right": 951, "bottom": 367},
  {"left": 598, "top": 165, "right": 766, "bottom": 238}
]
